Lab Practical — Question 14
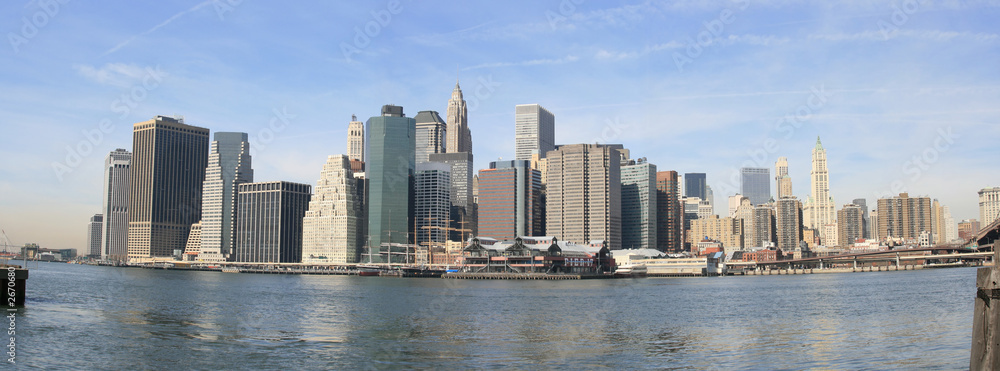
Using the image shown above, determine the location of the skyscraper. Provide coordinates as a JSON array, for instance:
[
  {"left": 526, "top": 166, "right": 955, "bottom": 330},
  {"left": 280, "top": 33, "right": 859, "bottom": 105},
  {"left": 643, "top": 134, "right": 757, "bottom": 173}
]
[
  {"left": 415, "top": 162, "right": 451, "bottom": 248},
  {"left": 804, "top": 136, "right": 835, "bottom": 240},
  {"left": 752, "top": 204, "right": 776, "bottom": 248},
  {"left": 347, "top": 115, "right": 365, "bottom": 163},
  {"left": 684, "top": 173, "right": 707, "bottom": 200},
  {"left": 655, "top": 171, "right": 682, "bottom": 252},
  {"left": 876, "top": 193, "right": 933, "bottom": 241},
  {"left": 366, "top": 105, "right": 415, "bottom": 261},
  {"left": 740, "top": 167, "right": 771, "bottom": 205},
  {"left": 514, "top": 104, "right": 555, "bottom": 161},
  {"left": 776, "top": 196, "right": 803, "bottom": 252},
  {"left": 234, "top": 181, "right": 311, "bottom": 263},
  {"left": 414, "top": 110, "right": 447, "bottom": 163},
  {"left": 837, "top": 204, "right": 864, "bottom": 247},
  {"left": 477, "top": 160, "right": 542, "bottom": 241},
  {"left": 87, "top": 214, "right": 103, "bottom": 258},
  {"left": 446, "top": 81, "right": 472, "bottom": 154},
  {"left": 198, "top": 132, "right": 253, "bottom": 261},
  {"left": 127, "top": 116, "right": 209, "bottom": 260},
  {"left": 301, "top": 155, "right": 364, "bottom": 264},
  {"left": 621, "top": 158, "right": 657, "bottom": 250},
  {"left": 775, "top": 157, "right": 792, "bottom": 199},
  {"left": 980, "top": 186, "right": 1000, "bottom": 226},
  {"left": 428, "top": 152, "right": 475, "bottom": 241},
  {"left": 852, "top": 198, "right": 870, "bottom": 239},
  {"left": 546, "top": 144, "right": 623, "bottom": 248},
  {"left": 100, "top": 148, "right": 130, "bottom": 261}
]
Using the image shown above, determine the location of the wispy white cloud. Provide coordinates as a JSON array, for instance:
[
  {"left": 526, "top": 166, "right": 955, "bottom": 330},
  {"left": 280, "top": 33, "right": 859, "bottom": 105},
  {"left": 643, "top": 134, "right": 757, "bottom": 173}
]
[
  {"left": 462, "top": 55, "right": 579, "bottom": 71},
  {"left": 809, "top": 29, "right": 1000, "bottom": 42},
  {"left": 102, "top": 1, "right": 214, "bottom": 56},
  {"left": 74, "top": 63, "right": 166, "bottom": 88},
  {"left": 595, "top": 34, "right": 787, "bottom": 61}
]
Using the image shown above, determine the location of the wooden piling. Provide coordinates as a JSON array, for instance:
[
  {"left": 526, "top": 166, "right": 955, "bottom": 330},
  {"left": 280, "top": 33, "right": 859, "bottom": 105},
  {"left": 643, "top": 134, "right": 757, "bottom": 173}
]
[{"left": 971, "top": 249, "right": 999, "bottom": 370}]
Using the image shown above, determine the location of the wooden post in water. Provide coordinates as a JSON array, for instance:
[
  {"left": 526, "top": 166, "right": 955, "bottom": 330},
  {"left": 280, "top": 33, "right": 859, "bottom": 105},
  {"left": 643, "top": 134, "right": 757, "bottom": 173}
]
[
  {"left": 971, "top": 244, "right": 999, "bottom": 370},
  {"left": 2, "top": 265, "right": 28, "bottom": 306}
]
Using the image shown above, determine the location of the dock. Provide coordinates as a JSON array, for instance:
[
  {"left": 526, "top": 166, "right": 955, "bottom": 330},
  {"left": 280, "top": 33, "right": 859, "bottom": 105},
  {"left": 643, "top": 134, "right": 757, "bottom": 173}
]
[{"left": 442, "top": 272, "right": 622, "bottom": 280}]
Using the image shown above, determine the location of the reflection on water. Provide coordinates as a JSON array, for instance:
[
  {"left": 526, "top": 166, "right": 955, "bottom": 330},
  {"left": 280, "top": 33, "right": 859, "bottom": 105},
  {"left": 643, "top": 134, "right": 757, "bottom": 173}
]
[{"left": 18, "top": 262, "right": 975, "bottom": 369}]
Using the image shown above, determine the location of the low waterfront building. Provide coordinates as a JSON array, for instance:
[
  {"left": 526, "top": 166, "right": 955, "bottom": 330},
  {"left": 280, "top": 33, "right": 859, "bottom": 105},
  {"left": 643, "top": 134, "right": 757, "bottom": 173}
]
[{"left": 459, "top": 236, "right": 613, "bottom": 274}]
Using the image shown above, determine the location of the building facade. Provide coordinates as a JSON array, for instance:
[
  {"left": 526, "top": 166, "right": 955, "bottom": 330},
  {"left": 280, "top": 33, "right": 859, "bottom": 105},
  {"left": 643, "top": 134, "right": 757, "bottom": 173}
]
[
  {"left": 837, "top": 204, "right": 864, "bottom": 247},
  {"left": 301, "top": 155, "right": 364, "bottom": 264},
  {"left": 980, "top": 187, "right": 1000, "bottom": 226},
  {"left": 958, "top": 219, "right": 980, "bottom": 241},
  {"left": 752, "top": 204, "right": 776, "bottom": 248},
  {"left": 446, "top": 81, "right": 472, "bottom": 154},
  {"left": 655, "top": 171, "right": 682, "bottom": 252},
  {"left": 514, "top": 104, "right": 555, "bottom": 161},
  {"left": 428, "top": 152, "right": 475, "bottom": 241},
  {"left": 101, "top": 148, "right": 131, "bottom": 261},
  {"left": 477, "top": 160, "right": 542, "bottom": 242},
  {"left": 740, "top": 167, "right": 771, "bottom": 205},
  {"left": 546, "top": 144, "right": 623, "bottom": 249},
  {"left": 366, "top": 105, "right": 416, "bottom": 260},
  {"left": 852, "top": 198, "right": 870, "bottom": 239},
  {"left": 198, "top": 132, "right": 253, "bottom": 261},
  {"left": 127, "top": 116, "right": 209, "bottom": 260},
  {"left": 775, "top": 157, "right": 792, "bottom": 199},
  {"left": 684, "top": 173, "right": 706, "bottom": 200},
  {"left": 876, "top": 193, "right": 933, "bottom": 241},
  {"left": 234, "top": 181, "right": 311, "bottom": 263},
  {"left": 804, "top": 136, "right": 836, "bottom": 240},
  {"left": 414, "top": 110, "right": 447, "bottom": 163},
  {"left": 87, "top": 214, "right": 103, "bottom": 258},
  {"left": 347, "top": 115, "right": 364, "bottom": 163},
  {"left": 687, "top": 215, "right": 743, "bottom": 252},
  {"left": 776, "top": 196, "right": 803, "bottom": 252},
  {"left": 621, "top": 158, "right": 657, "bottom": 250},
  {"left": 415, "top": 162, "right": 452, "bottom": 248}
]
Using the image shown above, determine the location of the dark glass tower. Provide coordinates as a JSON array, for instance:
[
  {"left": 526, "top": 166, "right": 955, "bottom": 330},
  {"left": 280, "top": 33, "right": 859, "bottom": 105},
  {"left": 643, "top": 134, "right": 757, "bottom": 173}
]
[
  {"left": 366, "top": 105, "right": 416, "bottom": 263},
  {"left": 127, "top": 116, "right": 209, "bottom": 259}
]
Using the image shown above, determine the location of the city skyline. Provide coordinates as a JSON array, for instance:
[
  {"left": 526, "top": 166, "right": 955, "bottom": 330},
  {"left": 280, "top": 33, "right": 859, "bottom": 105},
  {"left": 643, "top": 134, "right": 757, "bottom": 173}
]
[{"left": 1, "top": 1, "right": 999, "bottom": 252}]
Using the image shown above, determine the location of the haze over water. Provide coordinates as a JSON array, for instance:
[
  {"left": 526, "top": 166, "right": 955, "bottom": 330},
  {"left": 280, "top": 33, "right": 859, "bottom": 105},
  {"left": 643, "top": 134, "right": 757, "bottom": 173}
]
[{"left": 18, "top": 263, "right": 975, "bottom": 369}]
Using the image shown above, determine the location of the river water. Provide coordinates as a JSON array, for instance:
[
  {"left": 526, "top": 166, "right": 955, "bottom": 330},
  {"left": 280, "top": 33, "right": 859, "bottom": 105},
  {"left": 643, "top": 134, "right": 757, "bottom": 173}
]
[{"left": 13, "top": 262, "right": 976, "bottom": 369}]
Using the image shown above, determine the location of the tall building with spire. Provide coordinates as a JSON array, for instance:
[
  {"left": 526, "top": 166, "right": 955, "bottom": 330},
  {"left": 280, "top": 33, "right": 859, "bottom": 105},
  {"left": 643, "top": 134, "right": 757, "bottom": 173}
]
[
  {"left": 347, "top": 115, "right": 364, "bottom": 163},
  {"left": 198, "top": 132, "right": 253, "bottom": 261},
  {"left": 775, "top": 157, "right": 792, "bottom": 199},
  {"left": 804, "top": 136, "right": 835, "bottom": 241},
  {"left": 446, "top": 81, "right": 472, "bottom": 154}
]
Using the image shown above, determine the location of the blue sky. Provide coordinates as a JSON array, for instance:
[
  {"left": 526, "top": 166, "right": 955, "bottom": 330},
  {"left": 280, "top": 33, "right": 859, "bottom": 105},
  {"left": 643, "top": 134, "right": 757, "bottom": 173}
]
[{"left": 1, "top": 0, "right": 998, "bottom": 252}]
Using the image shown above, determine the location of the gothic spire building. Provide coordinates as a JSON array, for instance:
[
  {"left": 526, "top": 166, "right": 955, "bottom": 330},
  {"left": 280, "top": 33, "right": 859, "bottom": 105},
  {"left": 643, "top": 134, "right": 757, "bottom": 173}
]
[
  {"left": 446, "top": 80, "right": 472, "bottom": 154},
  {"left": 804, "top": 136, "right": 836, "bottom": 242}
]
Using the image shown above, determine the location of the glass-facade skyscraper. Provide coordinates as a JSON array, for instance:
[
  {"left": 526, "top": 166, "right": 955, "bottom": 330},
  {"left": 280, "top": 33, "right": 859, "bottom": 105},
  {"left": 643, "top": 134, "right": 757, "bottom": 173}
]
[
  {"left": 684, "top": 173, "right": 706, "bottom": 200},
  {"left": 366, "top": 105, "right": 415, "bottom": 262},
  {"left": 740, "top": 167, "right": 771, "bottom": 206},
  {"left": 414, "top": 110, "right": 447, "bottom": 163}
]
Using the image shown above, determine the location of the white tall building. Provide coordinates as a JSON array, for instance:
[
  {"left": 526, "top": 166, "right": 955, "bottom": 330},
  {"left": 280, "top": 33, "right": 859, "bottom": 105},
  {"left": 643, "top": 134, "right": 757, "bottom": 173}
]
[
  {"left": 804, "top": 136, "right": 835, "bottom": 240},
  {"left": 100, "top": 148, "right": 130, "bottom": 261},
  {"left": 514, "top": 104, "right": 555, "bottom": 161},
  {"left": 302, "top": 155, "right": 364, "bottom": 264},
  {"left": 198, "top": 132, "right": 253, "bottom": 261},
  {"left": 347, "top": 115, "right": 365, "bottom": 163},
  {"left": 415, "top": 162, "right": 452, "bottom": 247},
  {"left": 446, "top": 81, "right": 472, "bottom": 154},
  {"left": 980, "top": 186, "right": 1000, "bottom": 226},
  {"left": 943, "top": 205, "right": 958, "bottom": 242},
  {"left": 88, "top": 214, "right": 103, "bottom": 258}
]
